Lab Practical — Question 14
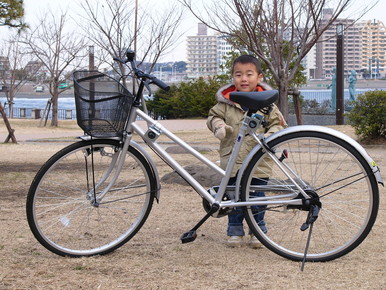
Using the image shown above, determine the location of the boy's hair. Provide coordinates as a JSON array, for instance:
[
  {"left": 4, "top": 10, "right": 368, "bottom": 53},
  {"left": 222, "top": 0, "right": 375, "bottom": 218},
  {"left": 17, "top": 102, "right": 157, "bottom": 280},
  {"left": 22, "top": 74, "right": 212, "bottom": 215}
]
[{"left": 232, "top": 55, "right": 262, "bottom": 75}]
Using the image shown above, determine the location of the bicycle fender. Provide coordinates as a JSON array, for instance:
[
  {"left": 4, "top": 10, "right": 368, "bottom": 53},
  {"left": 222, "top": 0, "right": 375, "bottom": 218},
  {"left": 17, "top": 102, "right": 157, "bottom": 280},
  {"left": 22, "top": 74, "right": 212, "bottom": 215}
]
[
  {"left": 130, "top": 140, "right": 162, "bottom": 201},
  {"left": 235, "top": 125, "right": 383, "bottom": 199}
]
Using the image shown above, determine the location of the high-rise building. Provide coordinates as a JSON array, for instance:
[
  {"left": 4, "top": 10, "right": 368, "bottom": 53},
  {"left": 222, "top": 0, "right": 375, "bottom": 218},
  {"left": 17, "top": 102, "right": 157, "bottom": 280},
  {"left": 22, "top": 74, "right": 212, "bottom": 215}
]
[
  {"left": 186, "top": 23, "right": 233, "bottom": 79},
  {"left": 217, "top": 34, "right": 233, "bottom": 75},
  {"left": 303, "top": 46, "right": 317, "bottom": 79},
  {"left": 357, "top": 19, "right": 386, "bottom": 77},
  {"left": 315, "top": 10, "right": 362, "bottom": 79},
  {"left": 186, "top": 24, "right": 218, "bottom": 79},
  {"left": 308, "top": 9, "right": 386, "bottom": 79}
]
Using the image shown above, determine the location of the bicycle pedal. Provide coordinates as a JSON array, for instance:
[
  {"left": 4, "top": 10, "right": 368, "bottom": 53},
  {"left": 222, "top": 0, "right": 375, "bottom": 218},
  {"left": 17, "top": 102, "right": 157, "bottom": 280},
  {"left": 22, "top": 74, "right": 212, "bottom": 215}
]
[{"left": 180, "top": 230, "right": 197, "bottom": 243}]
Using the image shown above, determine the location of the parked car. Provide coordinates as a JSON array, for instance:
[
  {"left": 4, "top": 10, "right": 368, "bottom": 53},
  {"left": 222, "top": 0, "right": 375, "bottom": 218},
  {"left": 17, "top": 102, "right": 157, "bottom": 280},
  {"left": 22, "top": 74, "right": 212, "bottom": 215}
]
[{"left": 35, "top": 86, "right": 44, "bottom": 92}]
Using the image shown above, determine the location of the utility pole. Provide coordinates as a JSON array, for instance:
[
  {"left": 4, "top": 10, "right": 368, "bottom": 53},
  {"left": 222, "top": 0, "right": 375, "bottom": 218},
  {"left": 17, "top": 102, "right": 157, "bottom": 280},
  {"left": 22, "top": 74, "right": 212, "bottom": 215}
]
[{"left": 336, "top": 23, "right": 344, "bottom": 125}]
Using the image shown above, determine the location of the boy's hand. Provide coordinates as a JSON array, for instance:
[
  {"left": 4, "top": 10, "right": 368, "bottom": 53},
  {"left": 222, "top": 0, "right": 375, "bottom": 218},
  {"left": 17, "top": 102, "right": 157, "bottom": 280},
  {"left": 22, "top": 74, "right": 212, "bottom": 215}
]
[{"left": 212, "top": 118, "right": 233, "bottom": 140}]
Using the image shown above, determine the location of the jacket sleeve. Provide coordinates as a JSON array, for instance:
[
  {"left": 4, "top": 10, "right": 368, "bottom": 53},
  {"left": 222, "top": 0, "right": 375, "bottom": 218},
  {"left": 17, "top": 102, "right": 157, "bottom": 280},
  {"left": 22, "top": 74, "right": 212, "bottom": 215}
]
[
  {"left": 264, "top": 104, "right": 288, "bottom": 135},
  {"left": 207, "top": 102, "right": 227, "bottom": 132}
]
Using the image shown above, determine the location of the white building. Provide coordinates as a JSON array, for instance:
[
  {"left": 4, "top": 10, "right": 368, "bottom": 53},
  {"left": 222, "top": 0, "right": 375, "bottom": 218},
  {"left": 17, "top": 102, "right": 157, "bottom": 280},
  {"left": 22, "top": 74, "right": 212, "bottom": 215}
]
[
  {"left": 303, "top": 46, "right": 317, "bottom": 80},
  {"left": 217, "top": 34, "right": 233, "bottom": 75},
  {"left": 186, "top": 23, "right": 233, "bottom": 79}
]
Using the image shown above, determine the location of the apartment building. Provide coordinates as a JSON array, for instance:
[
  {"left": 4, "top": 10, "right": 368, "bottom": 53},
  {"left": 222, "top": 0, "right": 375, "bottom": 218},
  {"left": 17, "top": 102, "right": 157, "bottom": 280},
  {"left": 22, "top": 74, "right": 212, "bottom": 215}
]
[
  {"left": 310, "top": 9, "right": 386, "bottom": 79},
  {"left": 216, "top": 34, "right": 233, "bottom": 75},
  {"left": 315, "top": 9, "right": 362, "bottom": 79},
  {"left": 186, "top": 23, "right": 233, "bottom": 79},
  {"left": 303, "top": 46, "right": 317, "bottom": 79},
  {"left": 186, "top": 23, "right": 217, "bottom": 79},
  {"left": 357, "top": 19, "right": 386, "bottom": 77}
]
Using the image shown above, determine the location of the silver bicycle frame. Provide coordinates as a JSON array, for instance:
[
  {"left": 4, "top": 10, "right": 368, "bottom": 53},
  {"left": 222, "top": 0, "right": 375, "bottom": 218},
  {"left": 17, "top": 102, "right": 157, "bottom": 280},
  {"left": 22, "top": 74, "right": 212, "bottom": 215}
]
[
  {"left": 84, "top": 103, "right": 383, "bottom": 217},
  {"left": 120, "top": 107, "right": 305, "bottom": 209}
]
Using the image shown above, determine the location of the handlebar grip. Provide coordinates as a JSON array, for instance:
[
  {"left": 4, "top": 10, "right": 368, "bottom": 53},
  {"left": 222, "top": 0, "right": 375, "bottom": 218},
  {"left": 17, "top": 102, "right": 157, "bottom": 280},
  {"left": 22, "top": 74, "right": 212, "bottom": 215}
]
[
  {"left": 113, "top": 57, "right": 127, "bottom": 64},
  {"left": 152, "top": 77, "right": 170, "bottom": 91}
]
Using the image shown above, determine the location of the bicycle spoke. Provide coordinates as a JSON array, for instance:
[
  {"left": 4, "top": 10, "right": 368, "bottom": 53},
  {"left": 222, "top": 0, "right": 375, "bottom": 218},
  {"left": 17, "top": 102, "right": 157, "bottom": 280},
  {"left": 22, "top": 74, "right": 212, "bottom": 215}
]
[
  {"left": 27, "top": 140, "right": 156, "bottom": 257},
  {"left": 242, "top": 131, "right": 379, "bottom": 262}
]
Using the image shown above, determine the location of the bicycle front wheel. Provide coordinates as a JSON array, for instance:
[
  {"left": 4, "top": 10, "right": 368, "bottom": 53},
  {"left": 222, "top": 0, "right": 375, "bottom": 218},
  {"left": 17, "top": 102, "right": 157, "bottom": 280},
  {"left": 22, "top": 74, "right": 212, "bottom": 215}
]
[
  {"left": 27, "top": 139, "right": 157, "bottom": 257},
  {"left": 241, "top": 131, "right": 379, "bottom": 262}
]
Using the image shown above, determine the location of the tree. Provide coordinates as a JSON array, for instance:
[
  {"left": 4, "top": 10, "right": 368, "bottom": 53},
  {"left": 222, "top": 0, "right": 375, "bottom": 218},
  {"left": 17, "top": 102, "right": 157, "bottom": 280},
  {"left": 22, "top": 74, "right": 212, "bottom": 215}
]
[
  {"left": 21, "top": 10, "right": 85, "bottom": 126},
  {"left": 78, "top": 0, "right": 184, "bottom": 78},
  {"left": 0, "top": 33, "right": 40, "bottom": 118},
  {"left": 0, "top": 0, "right": 25, "bottom": 28},
  {"left": 182, "top": 0, "right": 378, "bottom": 120}
]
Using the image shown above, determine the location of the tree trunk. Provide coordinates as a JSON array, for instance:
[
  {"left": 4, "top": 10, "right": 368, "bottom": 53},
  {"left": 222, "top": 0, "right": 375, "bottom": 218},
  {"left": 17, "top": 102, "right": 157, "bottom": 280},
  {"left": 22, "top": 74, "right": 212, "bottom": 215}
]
[
  {"left": 9, "top": 91, "right": 15, "bottom": 119},
  {"left": 277, "top": 82, "right": 289, "bottom": 122},
  {"left": 51, "top": 89, "right": 59, "bottom": 127},
  {"left": 0, "top": 103, "right": 17, "bottom": 143},
  {"left": 4, "top": 91, "right": 14, "bottom": 118}
]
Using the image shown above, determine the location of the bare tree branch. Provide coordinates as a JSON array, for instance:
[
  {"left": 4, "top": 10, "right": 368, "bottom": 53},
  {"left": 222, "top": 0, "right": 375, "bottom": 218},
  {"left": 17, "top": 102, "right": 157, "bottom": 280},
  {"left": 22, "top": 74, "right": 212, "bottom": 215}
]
[
  {"left": 0, "top": 32, "right": 40, "bottom": 118},
  {"left": 77, "top": 0, "right": 184, "bottom": 77},
  {"left": 181, "top": 0, "right": 379, "bottom": 119},
  {"left": 20, "top": 10, "right": 86, "bottom": 126}
]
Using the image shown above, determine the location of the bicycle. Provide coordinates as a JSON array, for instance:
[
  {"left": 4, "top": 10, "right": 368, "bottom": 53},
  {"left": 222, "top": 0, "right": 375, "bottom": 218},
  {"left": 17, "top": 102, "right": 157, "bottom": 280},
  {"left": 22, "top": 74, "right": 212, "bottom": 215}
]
[{"left": 26, "top": 49, "right": 383, "bottom": 266}]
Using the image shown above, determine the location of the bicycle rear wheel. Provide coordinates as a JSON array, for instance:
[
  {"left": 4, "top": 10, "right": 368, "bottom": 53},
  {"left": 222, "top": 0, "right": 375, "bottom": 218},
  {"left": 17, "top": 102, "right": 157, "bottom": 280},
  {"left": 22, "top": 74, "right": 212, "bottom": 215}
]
[
  {"left": 27, "top": 139, "right": 157, "bottom": 257},
  {"left": 241, "top": 131, "right": 379, "bottom": 262}
]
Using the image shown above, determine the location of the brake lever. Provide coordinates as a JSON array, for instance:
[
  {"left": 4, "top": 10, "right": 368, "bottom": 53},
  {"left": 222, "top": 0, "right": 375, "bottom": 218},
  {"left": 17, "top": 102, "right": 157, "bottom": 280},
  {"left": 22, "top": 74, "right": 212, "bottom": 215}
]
[{"left": 144, "top": 80, "right": 152, "bottom": 96}]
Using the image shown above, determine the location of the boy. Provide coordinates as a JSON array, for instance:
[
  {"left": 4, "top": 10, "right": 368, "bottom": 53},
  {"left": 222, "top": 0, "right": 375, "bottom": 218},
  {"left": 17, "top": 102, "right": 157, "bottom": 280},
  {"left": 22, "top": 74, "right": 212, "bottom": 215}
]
[{"left": 207, "top": 55, "right": 287, "bottom": 248}]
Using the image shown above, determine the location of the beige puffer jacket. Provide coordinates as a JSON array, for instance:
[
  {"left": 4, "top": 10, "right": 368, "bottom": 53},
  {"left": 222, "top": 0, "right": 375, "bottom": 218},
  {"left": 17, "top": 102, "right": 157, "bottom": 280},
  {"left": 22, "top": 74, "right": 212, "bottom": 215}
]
[{"left": 207, "top": 83, "right": 287, "bottom": 177}]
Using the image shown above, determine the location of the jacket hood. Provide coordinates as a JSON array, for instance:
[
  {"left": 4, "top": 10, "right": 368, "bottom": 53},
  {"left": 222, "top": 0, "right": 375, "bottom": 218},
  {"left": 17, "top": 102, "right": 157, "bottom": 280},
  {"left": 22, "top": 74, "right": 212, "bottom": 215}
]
[{"left": 215, "top": 82, "right": 274, "bottom": 107}]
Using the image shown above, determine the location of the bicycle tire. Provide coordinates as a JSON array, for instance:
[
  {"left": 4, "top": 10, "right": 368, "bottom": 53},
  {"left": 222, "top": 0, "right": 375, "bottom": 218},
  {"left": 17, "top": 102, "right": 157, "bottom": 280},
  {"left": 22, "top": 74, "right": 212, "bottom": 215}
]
[
  {"left": 26, "top": 139, "right": 157, "bottom": 257},
  {"left": 241, "top": 131, "right": 379, "bottom": 262}
]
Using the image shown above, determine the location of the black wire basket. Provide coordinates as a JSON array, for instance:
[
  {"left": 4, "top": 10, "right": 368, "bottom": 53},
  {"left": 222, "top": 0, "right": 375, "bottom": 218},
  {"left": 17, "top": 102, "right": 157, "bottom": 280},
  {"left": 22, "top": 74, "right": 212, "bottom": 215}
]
[{"left": 73, "top": 71, "right": 134, "bottom": 137}]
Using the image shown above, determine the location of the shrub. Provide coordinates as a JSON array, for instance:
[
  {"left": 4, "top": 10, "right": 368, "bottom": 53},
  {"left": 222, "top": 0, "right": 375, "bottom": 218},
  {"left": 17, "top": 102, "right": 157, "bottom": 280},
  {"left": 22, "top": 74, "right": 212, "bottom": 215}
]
[
  {"left": 146, "top": 76, "right": 227, "bottom": 119},
  {"left": 346, "top": 90, "right": 386, "bottom": 140}
]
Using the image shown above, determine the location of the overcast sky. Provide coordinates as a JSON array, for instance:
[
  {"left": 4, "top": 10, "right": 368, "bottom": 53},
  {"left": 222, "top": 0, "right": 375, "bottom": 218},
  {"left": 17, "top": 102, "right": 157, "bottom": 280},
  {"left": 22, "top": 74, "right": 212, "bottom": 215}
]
[{"left": 2, "top": 0, "right": 386, "bottom": 62}]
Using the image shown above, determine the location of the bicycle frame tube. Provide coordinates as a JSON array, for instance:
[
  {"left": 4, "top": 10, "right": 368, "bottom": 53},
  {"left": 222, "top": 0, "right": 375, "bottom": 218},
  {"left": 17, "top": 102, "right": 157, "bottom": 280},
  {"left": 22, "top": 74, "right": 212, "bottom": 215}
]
[
  {"left": 251, "top": 133, "right": 310, "bottom": 199},
  {"left": 125, "top": 108, "right": 303, "bottom": 209},
  {"left": 130, "top": 109, "right": 224, "bottom": 204}
]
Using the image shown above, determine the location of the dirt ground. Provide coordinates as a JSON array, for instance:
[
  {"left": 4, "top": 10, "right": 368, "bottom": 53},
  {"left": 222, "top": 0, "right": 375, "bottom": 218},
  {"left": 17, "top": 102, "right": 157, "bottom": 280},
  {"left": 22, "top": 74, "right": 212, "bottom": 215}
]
[{"left": 0, "top": 119, "right": 385, "bottom": 289}]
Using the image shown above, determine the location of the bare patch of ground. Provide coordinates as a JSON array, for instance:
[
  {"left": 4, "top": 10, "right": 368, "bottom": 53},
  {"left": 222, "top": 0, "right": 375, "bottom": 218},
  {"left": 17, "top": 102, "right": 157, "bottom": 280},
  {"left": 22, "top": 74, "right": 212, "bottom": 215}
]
[{"left": 0, "top": 120, "right": 385, "bottom": 289}]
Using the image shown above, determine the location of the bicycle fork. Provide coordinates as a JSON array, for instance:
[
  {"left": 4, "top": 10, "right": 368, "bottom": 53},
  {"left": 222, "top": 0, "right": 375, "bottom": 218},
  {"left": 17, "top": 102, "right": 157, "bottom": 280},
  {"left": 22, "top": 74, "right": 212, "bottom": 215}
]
[{"left": 84, "top": 133, "right": 132, "bottom": 206}]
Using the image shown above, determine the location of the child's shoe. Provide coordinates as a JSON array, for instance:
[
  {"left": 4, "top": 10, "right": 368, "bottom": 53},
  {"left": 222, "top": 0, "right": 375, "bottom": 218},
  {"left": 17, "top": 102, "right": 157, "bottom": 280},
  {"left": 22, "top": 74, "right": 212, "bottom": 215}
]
[
  {"left": 248, "top": 234, "right": 262, "bottom": 249},
  {"left": 227, "top": 236, "right": 243, "bottom": 247}
]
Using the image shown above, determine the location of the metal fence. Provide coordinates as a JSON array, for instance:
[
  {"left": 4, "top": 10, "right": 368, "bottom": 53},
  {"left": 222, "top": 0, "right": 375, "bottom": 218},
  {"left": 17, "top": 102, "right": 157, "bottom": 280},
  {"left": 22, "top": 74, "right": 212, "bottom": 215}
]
[
  {"left": 3, "top": 107, "right": 76, "bottom": 120},
  {"left": 2, "top": 88, "right": 384, "bottom": 120}
]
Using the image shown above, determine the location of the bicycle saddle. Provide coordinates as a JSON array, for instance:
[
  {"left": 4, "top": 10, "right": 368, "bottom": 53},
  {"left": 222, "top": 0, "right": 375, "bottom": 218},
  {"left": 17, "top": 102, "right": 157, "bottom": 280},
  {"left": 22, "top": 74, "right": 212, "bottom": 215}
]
[{"left": 229, "top": 90, "right": 279, "bottom": 112}]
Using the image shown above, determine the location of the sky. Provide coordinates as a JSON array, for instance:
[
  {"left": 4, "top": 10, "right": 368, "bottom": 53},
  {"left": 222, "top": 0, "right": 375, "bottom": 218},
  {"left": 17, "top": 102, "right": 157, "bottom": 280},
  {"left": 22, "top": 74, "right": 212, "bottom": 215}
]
[{"left": 1, "top": 0, "right": 386, "bottom": 62}]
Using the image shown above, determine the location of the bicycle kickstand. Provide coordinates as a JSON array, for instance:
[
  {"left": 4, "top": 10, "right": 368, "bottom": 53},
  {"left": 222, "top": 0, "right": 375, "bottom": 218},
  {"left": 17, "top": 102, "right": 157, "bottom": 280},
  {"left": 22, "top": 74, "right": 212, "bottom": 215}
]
[
  {"left": 300, "top": 203, "right": 321, "bottom": 271},
  {"left": 180, "top": 203, "right": 220, "bottom": 244}
]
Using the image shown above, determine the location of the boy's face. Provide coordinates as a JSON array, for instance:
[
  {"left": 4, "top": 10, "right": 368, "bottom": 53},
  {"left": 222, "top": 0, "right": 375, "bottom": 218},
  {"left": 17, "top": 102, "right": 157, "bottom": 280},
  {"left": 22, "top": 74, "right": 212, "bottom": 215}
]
[{"left": 232, "top": 63, "right": 263, "bottom": 92}]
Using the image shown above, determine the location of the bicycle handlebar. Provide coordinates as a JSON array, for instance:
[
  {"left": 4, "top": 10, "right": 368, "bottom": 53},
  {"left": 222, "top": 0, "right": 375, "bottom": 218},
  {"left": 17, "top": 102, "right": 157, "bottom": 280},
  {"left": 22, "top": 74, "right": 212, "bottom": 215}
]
[
  {"left": 150, "top": 76, "right": 170, "bottom": 91},
  {"left": 113, "top": 53, "right": 170, "bottom": 92}
]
